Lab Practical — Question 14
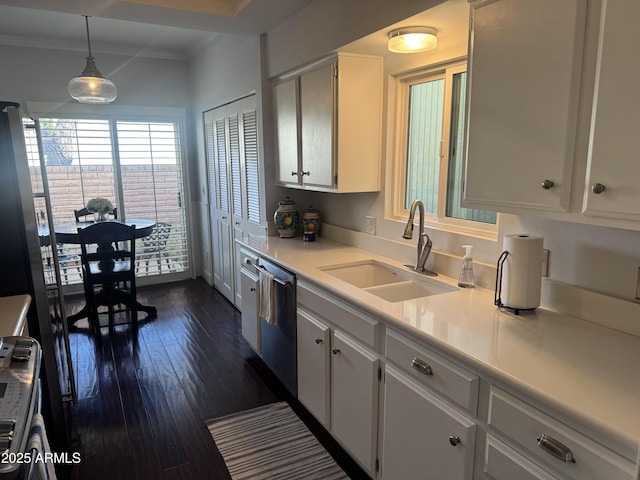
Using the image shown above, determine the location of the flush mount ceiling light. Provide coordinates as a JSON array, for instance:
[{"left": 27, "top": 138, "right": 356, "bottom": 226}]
[
  {"left": 68, "top": 15, "right": 117, "bottom": 104},
  {"left": 388, "top": 27, "right": 438, "bottom": 53}
]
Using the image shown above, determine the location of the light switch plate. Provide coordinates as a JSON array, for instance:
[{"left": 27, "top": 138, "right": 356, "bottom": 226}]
[
  {"left": 541, "top": 249, "right": 549, "bottom": 277},
  {"left": 365, "top": 216, "right": 376, "bottom": 235}
]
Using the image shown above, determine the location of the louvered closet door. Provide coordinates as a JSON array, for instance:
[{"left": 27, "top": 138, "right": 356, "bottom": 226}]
[
  {"left": 204, "top": 106, "right": 234, "bottom": 301},
  {"left": 227, "top": 94, "right": 261, "bottom": 229}
]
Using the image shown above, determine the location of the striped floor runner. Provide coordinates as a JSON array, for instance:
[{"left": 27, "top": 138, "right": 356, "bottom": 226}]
[{"left": 207, "top": 402, "right": 350, "bottom": 480}]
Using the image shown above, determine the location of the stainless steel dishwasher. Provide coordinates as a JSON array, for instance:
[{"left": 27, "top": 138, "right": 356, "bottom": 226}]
[{"left": 255, "top": 257, "right": 297, "bottom": 396}]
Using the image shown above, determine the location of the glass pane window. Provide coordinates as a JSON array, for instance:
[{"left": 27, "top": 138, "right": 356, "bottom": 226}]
[
  {"left": 399, "top": 62, "right": 496, "bottom": 230},
  {"left": 445, "top": 72, "right": 497, "bottom": 224},
  {"left": 32, "top": 116, "right": 190, "bottom": 283}
]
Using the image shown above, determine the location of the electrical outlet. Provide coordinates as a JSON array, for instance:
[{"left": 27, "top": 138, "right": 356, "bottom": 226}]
[
  {"left": 541, "top": 249, "right": 549, "bottom": 277},
  {"left": 365, "top": 216, "right": 376, "bottom": 235}
]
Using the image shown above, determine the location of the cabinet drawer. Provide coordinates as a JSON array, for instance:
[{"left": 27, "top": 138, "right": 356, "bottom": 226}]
[
  {"left": 385, "top": 329, "right": 478, "bottom": 413},
  {"left": 297, "top": 282, "right": 380, "bottom": 349},
  {"left": 488, "top": 386, "right": 635, "bottom": 480},
  {"left": 485, "top": 435, "right": 558, "bottom": 480},
  {"left": 239, "top": 248, "right": 259, "bottom": 269}
]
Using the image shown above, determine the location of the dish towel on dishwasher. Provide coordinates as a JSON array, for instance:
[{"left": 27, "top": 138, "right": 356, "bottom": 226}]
[
  {"left": 259, "top": 269, "right": 277, "bottom": 325},
  {"left": 26, "top": 413, "right": 57, "bottom": 480}
]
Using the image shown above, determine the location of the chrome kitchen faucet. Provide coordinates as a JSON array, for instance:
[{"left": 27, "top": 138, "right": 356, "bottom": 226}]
[{"left": 402, "top": 200, "right": 437, "bottom": 276}]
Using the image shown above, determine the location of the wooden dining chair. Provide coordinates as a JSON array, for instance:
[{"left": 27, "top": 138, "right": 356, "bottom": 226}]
[
  {"left": 74, "top": 207, "right": 118, "bottom": 223},
  {"left": 77, "top": 222, "right": 137, "bottom": 330},
  {"left": 137, "top": 222, "right": 172, "bottom": 274}
]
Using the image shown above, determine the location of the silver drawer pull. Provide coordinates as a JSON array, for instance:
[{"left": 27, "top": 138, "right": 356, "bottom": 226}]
[
  {"left": 411, "top": 357, "right": 433, "bottom": 375},
  {"left": 332, "top": 347, "right": 340, "bottom": 355},
  {"left": 315, "top": 337, "right": 323, "bottom": 344},
  {"left": 537, "top": 434, "right": 576, "bottom": 464}
]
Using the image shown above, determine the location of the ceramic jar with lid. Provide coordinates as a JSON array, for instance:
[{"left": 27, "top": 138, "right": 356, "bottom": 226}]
[
  {"left": 302, "top": 205, "right": 320, "bottom": 241},
  {"left": 274, "top": 196, "right": 299, "bottom": 238}
]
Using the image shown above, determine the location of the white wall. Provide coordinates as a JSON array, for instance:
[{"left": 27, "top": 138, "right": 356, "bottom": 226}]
[
  {"left": 0, "top": 45, "right": 189, "bottom": 108},
  {"left": 187, "top": 33, "right": 263, "bottom": 282},
  {"left": 265, "top": 0, "right": 445, "bottom": 77}
]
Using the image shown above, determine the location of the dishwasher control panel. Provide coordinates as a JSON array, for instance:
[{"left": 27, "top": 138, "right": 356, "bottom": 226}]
[{"left": 0, "top": 337, "right": 41, "bottom": 475}]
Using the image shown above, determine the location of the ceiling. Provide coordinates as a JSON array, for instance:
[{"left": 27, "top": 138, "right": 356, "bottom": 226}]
[
  {"left": 0, "top": 0, "right": 315, "bottom": 59},
  {"left": 0, "top": 0, "right": 468, "bottom": 61}
]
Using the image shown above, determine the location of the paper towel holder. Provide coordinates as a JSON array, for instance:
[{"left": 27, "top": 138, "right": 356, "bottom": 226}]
[{"left": 494, "top": 250, "right": 537, "bottom": 315}]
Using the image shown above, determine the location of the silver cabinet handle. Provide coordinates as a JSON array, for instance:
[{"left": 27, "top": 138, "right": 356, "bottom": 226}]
[
  {"left": 315, "top": 337, "right": 323, "bottom": 344},
  {"left": 301, "top": 171, "right": 311, "bottom": 176},
  {"left": 243, "top": 257, "right": 252, "bottom": 264},
  {"left": 332, "top": 347, "right": 340, "bottom": 355},
  {"left": 411, "top": 357, "right": 433, "bottom": 375},
  {"left": 541, "top": 179, "right": 554, "bottom": 190},
  {"left": 250, "top": 287, "right": 256, "bottom": 292},
  {"left": 291, "top": 171, "right": 298, "bottom": 176},
  {"left": 449, "top": 435, "right": 460, "bottom": 447},
  {"left": 537, "top": 434, "right": 576, "bottom": 463},
  {"left": 592, "top": 183, "right": 606, "bottom": 194}
]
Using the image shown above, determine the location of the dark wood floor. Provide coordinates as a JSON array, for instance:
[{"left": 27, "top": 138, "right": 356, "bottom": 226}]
[{"left": 61, "top": 278, "right": 370, "bottom": 480}]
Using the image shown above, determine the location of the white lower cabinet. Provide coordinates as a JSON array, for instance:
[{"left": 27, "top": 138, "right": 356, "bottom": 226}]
[
  {"left": 239, "top": 267, "right": 259, "bottom": 353},
  {"left": 331, "top": 330, "right": 380, "bottom": 475},
  {"left": 239, "top": 249, "right": 260, "bottom": 353},
  {"left": 296, "top": 306, "right": 380, "bottom": 476},
  {"left": 381, "top": 366, "right": 476, "bottom": 480},
  {"left": 485, "top": 435, "right": 558, "bottom": 480},
  {"left": 296, "top": 309, "right": 330, "bottom": 427},
  {"left": 487, "top": 386, "right": 636, "bottom": 480}
]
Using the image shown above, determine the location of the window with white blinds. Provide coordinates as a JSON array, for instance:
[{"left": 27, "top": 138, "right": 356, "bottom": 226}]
[{"left": 29, "top": 116, "right": 190, "bottom": 282}]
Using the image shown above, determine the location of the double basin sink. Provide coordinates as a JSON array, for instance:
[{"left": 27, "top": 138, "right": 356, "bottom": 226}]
[{"left": 317, "top": 259, "right": 458, "bottom": 303}]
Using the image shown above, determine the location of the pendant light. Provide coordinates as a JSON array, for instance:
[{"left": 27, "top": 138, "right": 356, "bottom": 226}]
[
  {"left": 388, "top": 27, "right": 438, "bottom": 54},
  {"left": 68, "top": 16, "right": 117, "bottom": 104}
]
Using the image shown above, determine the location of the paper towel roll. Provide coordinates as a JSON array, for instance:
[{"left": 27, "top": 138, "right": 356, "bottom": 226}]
[{"left": 501, "top": 234, "right": 543, "bottom": 310}]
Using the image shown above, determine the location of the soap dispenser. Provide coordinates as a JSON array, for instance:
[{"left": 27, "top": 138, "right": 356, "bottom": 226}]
[{"left": 458, "top": 245, "right": 476, "bottom": 288}]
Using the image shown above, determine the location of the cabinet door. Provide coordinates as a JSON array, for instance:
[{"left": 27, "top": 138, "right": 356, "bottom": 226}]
[
  {"left": 240, "top": 268, "right": 259, "bottom": 353},
  {"left": 273, "top": 77, "right": 300, "bottom": 186},
  {"left": 300, "top": 60, "right": 335, "bottom": 189},
  {"left": 382, "top": 367, "right": 476, "bottom": 480},
  {"left": 331, "top": 330, "right": 379, "bottom": 474},
  {"left": 296, "top": 310, "right": 330, "bottom": 427},
  {"left": 582, "top": 0, "right": 640, "bottom": 221},
  {"left": 464, "top": 0, "right": 586, "bottom": 213},
  {"left": 204, "top": 106, "right": 234, "bottom": 302}
]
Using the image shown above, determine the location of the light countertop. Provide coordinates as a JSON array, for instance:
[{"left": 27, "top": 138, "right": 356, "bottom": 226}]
[
  {"left": 0, "top": 294, "right": 30, "bottom": 338},
  {"left": 241, "top": 236, "right": 640, "bottom": 456}
]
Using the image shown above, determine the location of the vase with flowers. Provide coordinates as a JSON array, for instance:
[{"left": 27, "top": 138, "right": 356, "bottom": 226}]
[{"left": 86, "top": 197, "right": 114, "bottom": 222}]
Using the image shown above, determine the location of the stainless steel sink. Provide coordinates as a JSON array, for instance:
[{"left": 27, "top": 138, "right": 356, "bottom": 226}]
[{"left": 318, "top": 259, "right": 458, "bottom": 302}]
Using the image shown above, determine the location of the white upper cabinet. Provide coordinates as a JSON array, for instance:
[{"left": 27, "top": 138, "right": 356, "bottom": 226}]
[
  {"left": 463, "top": 0, "right": 587, "bottom": 213},
  {"left": 273, "top": 52, "right": 383, "bottom": 193},
  {"left": 582, "top": 0, "right": 640, "bottom": 222}
]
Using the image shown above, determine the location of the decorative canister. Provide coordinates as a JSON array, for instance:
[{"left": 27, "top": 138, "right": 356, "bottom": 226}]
[
  {"left": 302, "top": 205, "right": 320, "bottom": 240},
  {"left": 274, "top": 196, "right": 299, "bottom": 238}
]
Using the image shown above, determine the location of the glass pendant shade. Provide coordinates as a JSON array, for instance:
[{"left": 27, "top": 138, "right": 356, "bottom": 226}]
[
  {"left": 68, "top": 16, "right": 117, "bottom": 104},
  {"left": 388, "top": 27, "right": 438, "bottom": 53}
]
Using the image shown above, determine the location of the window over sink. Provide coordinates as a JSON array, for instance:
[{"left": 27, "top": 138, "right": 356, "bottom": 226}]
[{"left": 391, "top": 60, "right": 497, "bottom": 238}]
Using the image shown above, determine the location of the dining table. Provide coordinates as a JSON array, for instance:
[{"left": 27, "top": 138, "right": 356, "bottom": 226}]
[{"left": 43, "top": 219, "right": 158, "bottom": 325}]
